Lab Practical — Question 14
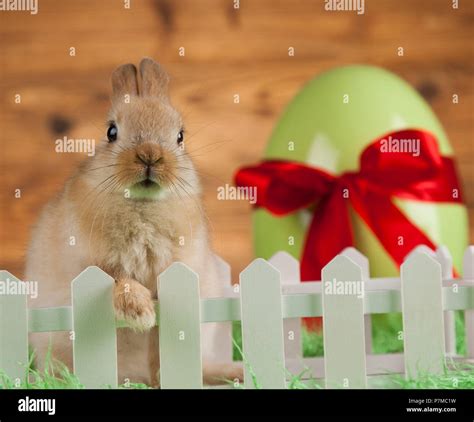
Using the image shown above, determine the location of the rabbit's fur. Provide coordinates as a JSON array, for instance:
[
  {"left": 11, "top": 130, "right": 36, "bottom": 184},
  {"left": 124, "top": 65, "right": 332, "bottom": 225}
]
[{"left": 25, "top": 58, "right": 241, "bottom": 386}]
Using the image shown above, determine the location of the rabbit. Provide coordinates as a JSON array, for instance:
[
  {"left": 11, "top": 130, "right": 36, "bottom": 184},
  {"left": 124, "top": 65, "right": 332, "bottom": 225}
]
[{"left": 25, "top": 58, "right": 242, "bottom": 387}]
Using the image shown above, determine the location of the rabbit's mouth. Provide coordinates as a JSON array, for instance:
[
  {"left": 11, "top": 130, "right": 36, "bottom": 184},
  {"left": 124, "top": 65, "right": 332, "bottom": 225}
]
[
  {"left": 137, "top": 178, "right": 158, "bottom": 189},
  {"left": 128, "top": 178, "right": 164, "bottom": 200}
]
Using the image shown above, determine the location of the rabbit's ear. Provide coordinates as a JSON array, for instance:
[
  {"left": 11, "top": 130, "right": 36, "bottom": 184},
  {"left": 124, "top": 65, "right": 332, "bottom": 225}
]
[
  {"left": 139, "top": 58, "right": 170, "bottom": 102},
  {"left": 111, "top": 63, "right": 139, "bottom": 103}
]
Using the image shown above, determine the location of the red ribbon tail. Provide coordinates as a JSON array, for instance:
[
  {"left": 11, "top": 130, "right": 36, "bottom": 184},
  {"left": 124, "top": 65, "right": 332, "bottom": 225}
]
[
  {"left": 301, "top": 189, "right": 355, "bottom": 331},
  {"left": 350, "top": 190, "right": 438, "bottom": 268}
]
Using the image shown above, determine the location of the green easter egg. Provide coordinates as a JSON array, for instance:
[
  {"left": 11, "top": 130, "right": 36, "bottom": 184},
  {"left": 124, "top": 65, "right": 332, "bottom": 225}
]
[{"left": 254, "top": 65, "right": 468, "bottom": 276}]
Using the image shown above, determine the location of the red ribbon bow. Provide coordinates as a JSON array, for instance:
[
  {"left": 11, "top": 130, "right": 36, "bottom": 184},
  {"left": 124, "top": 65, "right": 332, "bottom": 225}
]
[{"left": 235, "top": 129, "right": 463, "bottom": 285}]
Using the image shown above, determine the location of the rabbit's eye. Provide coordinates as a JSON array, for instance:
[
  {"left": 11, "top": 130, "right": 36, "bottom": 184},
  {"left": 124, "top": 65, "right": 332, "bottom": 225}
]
[
  {"left": 177, "top": 130, "right": 184, "bottom": 146},
  {"left": 107, "top": 124, "right": 118, "bottom": 143}
]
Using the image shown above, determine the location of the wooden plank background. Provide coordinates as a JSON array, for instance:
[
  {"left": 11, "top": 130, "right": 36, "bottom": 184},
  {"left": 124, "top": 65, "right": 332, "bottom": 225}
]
[{"left": 0, "top": 0, "right": 472, "bottom": 281}]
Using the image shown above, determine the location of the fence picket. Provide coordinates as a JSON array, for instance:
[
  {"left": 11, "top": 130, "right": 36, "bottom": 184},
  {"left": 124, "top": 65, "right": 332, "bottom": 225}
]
[
  {"left": 71, "top": 266, "right": 117, "bottom": 388},
  {"left": 463, "top": 246, "right": 474, "bottom": 358},
  {"left": 0, "top": 271, "right": 28, "bottom": 383},
  {"left": 407, "top": 244, "right": 436, "bottom": 259},
  {"left": 269, "top": 251, "right": 301, "bottom": 360},
  {"left": 322, "top": 255, "right": 367, "bottom": 389},
  {"left": 401, "top": 252, "right": 445, "bottom": 378},
  {"left": 240, "top": 259, "right": 286, "bottom": 389},
  {"left": 341, "top": 248, "right": 372, "bottom": 353},
  {"left": 208, "top": 254, "right": 233, "bottom": 364},
  {"left": 436, "top": 246, "right": 456, "bottom": 355},
  {"left": 1, "top": 245, "right": 473, "bottom": 389},
  {"left": 159, "top": 263, "right": 202, "bottom": 389}
]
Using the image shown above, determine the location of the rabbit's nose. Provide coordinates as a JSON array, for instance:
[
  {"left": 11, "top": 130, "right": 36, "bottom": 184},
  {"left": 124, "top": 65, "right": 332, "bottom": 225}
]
[
  {"left": 136, "top": 154, "right": 162, "bottom": 166},
  {"left": 136, "top": 143, "right": 162, "bottom": 166}
]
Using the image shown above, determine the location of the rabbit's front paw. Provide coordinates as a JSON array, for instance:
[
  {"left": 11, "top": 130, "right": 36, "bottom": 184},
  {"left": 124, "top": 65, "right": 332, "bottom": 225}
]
[{"left": 114, "top": 278, "right": 156, "bottom": 332}]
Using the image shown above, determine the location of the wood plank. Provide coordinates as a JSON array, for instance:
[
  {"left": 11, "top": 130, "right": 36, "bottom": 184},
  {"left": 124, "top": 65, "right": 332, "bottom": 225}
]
[
  {"left": 436, "top": 246, "right": 457, "bottom": 355},
  {"left": 463, "top": 246, "right": 474, "bottom": 358},
  {"left": 341, "top": 248, "right": 373, "bottom": 353},
  {"left": 401, "top": 252, "right": 445, "bottom": 378},
  {"left": 240, "top": 258, "right": 286, "bottom": 389},
  {"left": 208, "top": 254, "right": 233, "bottom": 363},
  {"left": 0, "top": 0, "right": 472, "bottom": 289},
  {"left": 158, "top": 262, "right": 203, "bottom": 389},
  {"left": 201, "top": 254, "right": 233, "bottom": 364},
  {"left": 0, "top": 271, "right": 29, "bottom": 383},
  {"left": 23, "top": 281, "right": 473, "bottom": 332},
  {"left": 0, "top": 0, "right": 472, "bottom": 72},
  {"left": 28, "top": 306, "right": 72, "bottom": 332},
  {"left": 269, "top": 251, "right": 302, "bottom": 359},
  {"left": 322, "top": 255, "right": 367, "bottom": 389},
  {"left": 71, "top": 266, "right": 117, "bottom": 388}
]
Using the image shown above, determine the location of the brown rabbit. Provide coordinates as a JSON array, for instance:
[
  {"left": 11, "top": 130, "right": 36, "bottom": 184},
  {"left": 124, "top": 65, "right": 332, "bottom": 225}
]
[{"left": 25, "top": 58, "right": 241, "bottom": 386}]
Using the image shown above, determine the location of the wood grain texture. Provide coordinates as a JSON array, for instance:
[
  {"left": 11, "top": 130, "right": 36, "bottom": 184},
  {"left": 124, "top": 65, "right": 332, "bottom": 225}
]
[{"left": 0, "top": 0, "right": 472, "bottom": 282}]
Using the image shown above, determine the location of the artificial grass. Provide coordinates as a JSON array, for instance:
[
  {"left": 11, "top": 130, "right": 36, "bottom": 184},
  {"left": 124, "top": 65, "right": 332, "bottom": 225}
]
[
  {"left": 392, "top": 361, "right": 474, "bottom": 389},
  {"left": 1, "top": 316, "right": 470, "bottom": 389},
  {"left": 0, "top": 352, "right": 83, "bottom": 389},
  {"left": 232, "top": 310, "right": 467, "bottom": 359},
  {"left": 0, "top": 351, "right": 150, "bottom": 390},
  {"left": 1, "top": 356, "right": 472, "bottom": 390},
  {"left": 227, "top": 315, "right": 473, "bottom": 389}
]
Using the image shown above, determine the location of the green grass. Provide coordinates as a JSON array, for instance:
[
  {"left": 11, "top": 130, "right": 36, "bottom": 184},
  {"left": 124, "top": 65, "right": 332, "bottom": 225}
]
[
  {"left": 0, "top": 351, "right": 83, "bottom": 389},
  {"left": 0, "top": 350, "right": 149, "bottom": 389},
  {"left": 229, "top": 335, "right": 473, "bottom": 389},
  {"left": 2, "top": 357, "right": 472, "bottom": 390},
  {"left": 235, "top": 311, "right": 465, "bottom": 359},
  {"left": 228, "top": 316, "right": 472, "bottom": 389},
  {"left": 1, "top": 317, "right": 471, "bottom": 389},
  {"left": 370, "top": 311, "right": 466, "bottom": 355},
  {"left": 392, "top": 361, "right": 474, "bottom": 389}
]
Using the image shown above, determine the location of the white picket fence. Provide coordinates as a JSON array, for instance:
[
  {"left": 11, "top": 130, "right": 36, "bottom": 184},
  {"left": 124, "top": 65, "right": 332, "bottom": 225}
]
[{"left": 0, "top": 245, "right": 473, "bottom": 389}]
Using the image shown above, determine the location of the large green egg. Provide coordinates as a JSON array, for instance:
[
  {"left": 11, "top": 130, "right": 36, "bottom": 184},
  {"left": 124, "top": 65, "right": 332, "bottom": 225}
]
[{"left": 254, "top": 65, "right": 468, "bottom": 275}]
